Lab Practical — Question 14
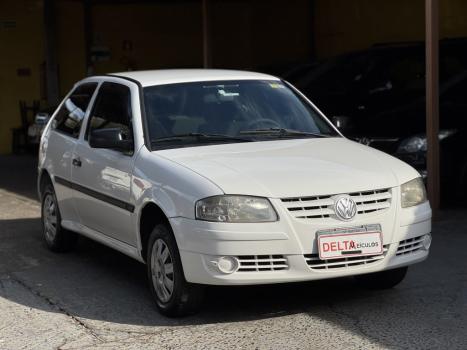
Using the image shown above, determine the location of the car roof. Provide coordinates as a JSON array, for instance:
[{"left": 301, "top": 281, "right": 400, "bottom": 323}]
[{"left": 109, "top": 69, "right": 280, "bottom": 87}]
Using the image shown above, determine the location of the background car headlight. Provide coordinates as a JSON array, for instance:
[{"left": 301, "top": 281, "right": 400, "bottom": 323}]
[
  {"left": 195, "top": 195, "right": 278, "bottom": 222},
  {"left": 397, "top": 136, "right": 427, "bottom": 153},
  {"left": 397, "top": 129, "right": 457, "bottom": 154},
  {"left": 401, "top": 177, "right": 427, "bottom": 208}
]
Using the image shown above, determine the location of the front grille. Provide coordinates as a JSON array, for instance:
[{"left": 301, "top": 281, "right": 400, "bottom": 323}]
[
  {"left": 281, "top": 189, "right": 392, "bottom": 220},
  {"left": 396, "top": 236, "right": 424, "bottom": 256},
  {"left": 236, "top": 255, "right": 288, "bottom": 272},
  {"left": 304, "top": 245, "right": 389, "bottom": 270}
]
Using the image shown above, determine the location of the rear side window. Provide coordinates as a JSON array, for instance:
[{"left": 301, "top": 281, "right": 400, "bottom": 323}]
[
  {"left": 52, "top": 83, "right": 98, "bottom": 138},
  {"left": 86, "top": 82, "right": 133, "bottom": 138}
]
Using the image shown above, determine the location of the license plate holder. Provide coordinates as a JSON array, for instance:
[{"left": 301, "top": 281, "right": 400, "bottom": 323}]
[{"left": 316, "top": 224, "right": 383, "bottom": 260}]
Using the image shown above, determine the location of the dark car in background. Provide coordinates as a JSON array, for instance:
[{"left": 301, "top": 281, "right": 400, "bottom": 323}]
[{"left": 286, "top": 38, "right": 467, "bottom": 204}]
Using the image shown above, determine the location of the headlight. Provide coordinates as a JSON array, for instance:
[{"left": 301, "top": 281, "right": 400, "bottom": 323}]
[
  {"left": 401, "top": 177, "right": 427, "bottom": 208},
  {"left": 195, "top": 195, "right": 278, "bottom": 222},
  {"left": 397, "top": 129, "right": 456, "bottom": 154}
]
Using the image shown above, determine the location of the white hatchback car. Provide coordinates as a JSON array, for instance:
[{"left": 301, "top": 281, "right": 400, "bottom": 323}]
[{"left": 38, "top": 70, "right": 432, "bottom": 316}]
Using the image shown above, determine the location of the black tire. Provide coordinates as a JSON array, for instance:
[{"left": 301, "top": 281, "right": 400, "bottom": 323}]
[
  {"left": 146, "top": 223, "right": 205, "bottom": 317},
  {"left": 41, "top": 182, "right": 78, "bottom": 252},
  {"left": 354, "top": 266, "right": 408, "bottom": 290}
]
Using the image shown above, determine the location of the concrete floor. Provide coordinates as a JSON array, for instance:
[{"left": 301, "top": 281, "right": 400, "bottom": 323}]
[{"left": 0, "top": 155, "right": 466, "bottom": 349}]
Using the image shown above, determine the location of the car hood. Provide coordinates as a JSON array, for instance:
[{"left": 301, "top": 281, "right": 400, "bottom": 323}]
[{"left": 155, "top": 138, "right": 419, "bottom": 198}]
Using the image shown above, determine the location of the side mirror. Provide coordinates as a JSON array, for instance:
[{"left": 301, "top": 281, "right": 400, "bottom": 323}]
[{"left": 89, "top": 128, "right": 133, "bottom": 152}]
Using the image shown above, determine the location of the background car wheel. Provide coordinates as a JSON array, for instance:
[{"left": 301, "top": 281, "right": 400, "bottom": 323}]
[
  {"left": 146, "top": 223, "right": 204, "bottom": 317},
  {"left": 354, "top": 266, "right": 408, "bottom": 290},
  {"left": 41, "top": 182, "right": 77, "bottom": 252}
]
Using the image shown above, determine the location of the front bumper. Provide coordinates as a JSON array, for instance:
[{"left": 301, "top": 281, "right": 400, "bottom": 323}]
[{"left": 170, "top": 199, "right": 432, "bottom": 285}]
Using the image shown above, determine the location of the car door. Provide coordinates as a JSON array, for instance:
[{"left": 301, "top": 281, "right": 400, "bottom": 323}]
[
  {"left": 46, "top": 82, "right": 98, "bottom": 225},
  {"left": 71, "top": 81, "right": 136, "bottom": 246}
]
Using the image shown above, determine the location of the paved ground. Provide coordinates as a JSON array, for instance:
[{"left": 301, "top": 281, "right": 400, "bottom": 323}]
[{"left": 0, "top": 155, "right": 466, "bottom": 349}]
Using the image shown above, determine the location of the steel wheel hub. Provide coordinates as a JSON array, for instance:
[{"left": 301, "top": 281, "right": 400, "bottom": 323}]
[
  {"left": 151, "top": 238, "right": 174, "bottom": 303},
  {"left": 43, "top": 194, "right": 57, "bottom": 242}
]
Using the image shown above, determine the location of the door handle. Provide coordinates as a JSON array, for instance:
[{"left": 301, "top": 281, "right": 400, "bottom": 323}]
[{"left": 72, "top": 157, "right": 82, "bottom": 167}]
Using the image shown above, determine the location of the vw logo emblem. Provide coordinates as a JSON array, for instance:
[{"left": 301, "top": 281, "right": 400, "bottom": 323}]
[{"left": 334, "top": 196, "right": 357, "bottom": 221}]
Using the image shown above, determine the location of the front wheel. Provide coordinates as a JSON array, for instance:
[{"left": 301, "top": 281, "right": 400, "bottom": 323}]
[
  {"left": 354, "top": 266, "right": 408, "bottom": 290},
  {"left": 146, "top": 223, "right": 204, "bottom": 317}
]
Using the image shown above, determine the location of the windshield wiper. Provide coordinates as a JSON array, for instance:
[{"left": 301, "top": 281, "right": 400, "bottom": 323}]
[
  {"left": 152, "top": 133, "right": 253, "bottom": 144},
  {"left": 240, "top": 128, "right": 330, "bottom": 138}
]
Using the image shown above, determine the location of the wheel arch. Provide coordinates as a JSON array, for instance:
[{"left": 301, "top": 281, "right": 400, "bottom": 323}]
[
  {"left": 38, "top": 168, "right": 53, "bottom": 199},
  {"left": 139, "top": 201, "right": 172, "bottom": 262}
]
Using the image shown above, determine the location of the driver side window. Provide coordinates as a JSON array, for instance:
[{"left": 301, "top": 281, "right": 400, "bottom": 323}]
[
  {"left": 86, "top": 82, "right": 133, "bottom": 140},
  {"left": 52, "top": 82, "right": 98, "bottom": 138}
]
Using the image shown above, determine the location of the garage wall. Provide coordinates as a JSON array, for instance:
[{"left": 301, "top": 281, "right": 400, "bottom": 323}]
[
  {"left": 0, "top": 0, "right": 86, "bottom": 155},
  {"left": 90, "top": 2, "right": 204, "bottom": 74},
  {"left": 210, "top": 0, "right": 312, "bottom": 69},
  {"left": 314, "top": 0, "right": 467, "bottom": 59},
  {"left": 0, "top": 0, "right": 44, "bottom": 155},
  {"left": 0, "top": 0, "right": 312, "bottom": 154},
  {"left": 56, "top": 1, "right": 86, "bottom": 95},
  {"left": 89, "top": 0, "right": 312, "bottom": 73}
]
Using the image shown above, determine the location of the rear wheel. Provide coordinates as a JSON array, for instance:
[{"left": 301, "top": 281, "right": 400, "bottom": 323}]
[
  {"left": 354, "top": 266, "right": 408, "bottom": 290},
  {"left": 146, "top": 223, "right": 204, "bottom": 317},
  {"left": 41, "top": 182, "right": 77, "bottom": 252}
]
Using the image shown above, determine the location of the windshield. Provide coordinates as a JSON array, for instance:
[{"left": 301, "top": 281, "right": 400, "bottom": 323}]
[{"left": 143, "top": 80, "right": 338, "bottom": 148}]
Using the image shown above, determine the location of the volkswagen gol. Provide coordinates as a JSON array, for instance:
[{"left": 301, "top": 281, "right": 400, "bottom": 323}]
[{"left": 38, "top": 70, "right": 432, "bottom": 316}]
